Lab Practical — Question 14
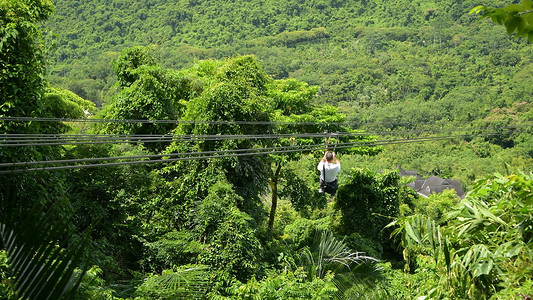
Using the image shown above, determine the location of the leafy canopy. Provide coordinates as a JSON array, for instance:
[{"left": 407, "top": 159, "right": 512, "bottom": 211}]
[{"left": 470, "top": 0, "right": 533, "bottom": 42}]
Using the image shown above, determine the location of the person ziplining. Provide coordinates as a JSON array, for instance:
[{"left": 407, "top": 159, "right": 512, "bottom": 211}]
[{"left": 318, "top": 133, "right": 341, "bottom": 196}]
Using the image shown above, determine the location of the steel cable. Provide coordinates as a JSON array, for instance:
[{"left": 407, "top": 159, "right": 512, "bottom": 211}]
[{"left": 0, "top": 132, "right": 502, "bottom": 174}]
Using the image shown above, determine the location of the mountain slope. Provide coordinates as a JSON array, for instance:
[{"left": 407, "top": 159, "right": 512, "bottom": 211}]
[{"left": 44, "top": 0, "right": 531, "bottom": 130}]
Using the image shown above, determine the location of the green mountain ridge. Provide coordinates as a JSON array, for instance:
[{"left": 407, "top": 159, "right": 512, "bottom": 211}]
[{"left": 46, "top": 0, "right": 529, "bottom": 110}]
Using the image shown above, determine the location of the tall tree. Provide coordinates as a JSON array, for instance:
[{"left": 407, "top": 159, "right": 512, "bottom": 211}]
[
  {"left": 1, "top": 0, "right": 54, "bottom": 127},
  {"left": 1, "top": 0, "right": 54, "bottom": 165},
  {"left": 162, "top": 56, "right": 272, "bottom": 221},
  {"left": 100, "top": 46, "right": 194, "bottom": 152},
  {"left": 0, "top": 1, "right": 91, "bottom": 298},
  {"left": 154, "top": 56, "right": 271, "bottom": 288}
]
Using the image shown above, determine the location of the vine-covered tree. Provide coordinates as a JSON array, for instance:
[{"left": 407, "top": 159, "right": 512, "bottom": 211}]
[
  {"left": 99, "top": 46, "right": 194, "bottom": 151},
  {"left": 1, "top": 1, "right": 92, "bottom": 298},
  {"left": 335, "top": 169, "right": 416, "bottom": 257}
]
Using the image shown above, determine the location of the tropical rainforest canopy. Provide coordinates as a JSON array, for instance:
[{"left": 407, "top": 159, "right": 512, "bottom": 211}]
[{"left": 0, "top": 0, "right": 532, "bottom": 299}]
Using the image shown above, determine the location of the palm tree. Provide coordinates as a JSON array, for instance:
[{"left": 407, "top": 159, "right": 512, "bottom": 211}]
[
  {"left": 135, "top": 265, "right": 210, "bottom": 299},
  {"left": 298, "top": 231, "right": 383, "bottom": 298}
]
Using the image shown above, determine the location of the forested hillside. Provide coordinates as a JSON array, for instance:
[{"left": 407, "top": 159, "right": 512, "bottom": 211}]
[
  {"left": 46, "top": 0, "right": 530, "bottom": 111},
  {"left": 44, "top": 0, "right": 532, "bottom": 182},
  {"left": 1, "top": 0, "right": 532, "bottom": 299}
]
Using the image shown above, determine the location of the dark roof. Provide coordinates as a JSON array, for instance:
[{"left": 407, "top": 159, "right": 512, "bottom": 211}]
[
  {"left": 407, "top": 179, "right": 425, "bottom": 191},
  {"left": 406, "top": 174, "right": 465, "bottom": 199},
  {"left": 420, "top": 175, "right": 446, "bottom": 191},
  {"left": 397, "top": 166, "right": 421, "bottom": 179},
  {"left": 419, "top": 185, "right": 463, "bottom": 198}
]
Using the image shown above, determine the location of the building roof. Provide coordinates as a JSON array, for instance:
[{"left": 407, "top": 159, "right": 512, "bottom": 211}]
[
  {"left": 397, "top": 166, "right": 421, "bottom": 179},
  {"left": 406, "top": 179, "right": 425, "bottom": 191},
  {"left": 405, "top": 174, "right": 465, "bottom": 199}
]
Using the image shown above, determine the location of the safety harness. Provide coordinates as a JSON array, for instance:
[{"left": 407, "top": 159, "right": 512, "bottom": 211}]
[{"left": 319, "top": 132, "right": 338, "bottom": 194}]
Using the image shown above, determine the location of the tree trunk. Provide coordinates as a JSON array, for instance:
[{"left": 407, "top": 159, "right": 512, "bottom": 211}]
[{"left": 267, "top": 163, "right": 282, "bottom": 233}]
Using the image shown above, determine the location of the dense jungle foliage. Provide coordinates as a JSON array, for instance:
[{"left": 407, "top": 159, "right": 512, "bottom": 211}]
[
  {"left": 1, "top": 0, "right": 532, "bottom": 299},
  {"left": 42, "top": 0, "right": 533, "bottom": 181}
]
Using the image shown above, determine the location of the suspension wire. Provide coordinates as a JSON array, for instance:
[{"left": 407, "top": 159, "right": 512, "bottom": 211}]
[
  {"left": 1, "top": 116, "right": 529, "bottom": 128},
  {"left": 0, "top": 132, "right": 501, "bottom": 174},
  {"left": 0, "top": 123, "right": 526, "bottom": 147},
  {"left": 0, "top": 141, "right": 334, "bottom": 167},
  {"left": 0, "top": 116, "right": 324, "bottom": 125},
  {"left": 0, "top": 123, "right": 518, "bottom": 141},
  {"left": 6, "top": 135, "right": 453, "bottom": 168},
  {"left": 0, "top": 131, "right": 510, "bottom": 149},
  {"left": 0, "top": 140, "right": 432, "bottom": 174},
  {"left": 0, "top": 132, "right": 368, "bottom": 147}
]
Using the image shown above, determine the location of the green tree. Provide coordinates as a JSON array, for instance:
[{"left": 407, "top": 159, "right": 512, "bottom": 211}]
[
  {"left": 0, "top": 3, "right": 106, "bottom": 298},
  {"left": 335, "top": 169, "right": 416, "bottom": 257},
  {"left": 100, "top": 46, "right": 193, "bottom": 151},
  {"left": 264, "top": 79, "right": 380, "bottom": 233},
  {"left": 161, "top": 56, "right": 272, "bottom": 222},
  {"left": 1, "top": 0, "right": 54, "bottom": 133},
  {"left": 132, "top": 56, "right": 274, "bottom": 291},
  {"left": 1, "top": 0, "right": 57, "bottom": 172},
  {"left": 0, "top": 0, "right": 92, "bottom": 188},
  {"left": 64, "top": 143, "right": 154, "bottom": 280}
]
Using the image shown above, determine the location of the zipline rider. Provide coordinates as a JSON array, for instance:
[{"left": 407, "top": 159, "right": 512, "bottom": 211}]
[{"left": 317, "top": 151, "right": 341, "bottom": 196}]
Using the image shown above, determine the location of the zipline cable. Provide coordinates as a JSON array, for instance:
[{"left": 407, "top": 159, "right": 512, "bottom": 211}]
[
  {"left": 0, "top": 132, "right": 506, "bottom": 168},
  {"left": 0, "top": 140, "right": 436, "bottom": 174},
  {"left": 0, "top": 124, "right": 526, "bottom": 147},
  {"left": 0, "top": 116, "right": 330, "bottom": 125},
  {"left": 1, "top": 141, "right": 335, "bottom": 167},
  {"left": 0, "top": 132, "right": 369, "bottom": 147},
  {"left": 0, "top": 133, "right": 502, "bottom": 174},
  {"left": 1, "top": 116, "right": 530, "bottom": 128}
]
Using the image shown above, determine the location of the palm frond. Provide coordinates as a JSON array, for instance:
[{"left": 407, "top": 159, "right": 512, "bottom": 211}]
[
  {"left": 0, "top": 202, "right": 88, "bottom": 300},
  {"left": 137, "top": 265, "right": 210, "bottom": 299},
  {"left": 298, "top": 230, "right": 382, "bottom": 298}
]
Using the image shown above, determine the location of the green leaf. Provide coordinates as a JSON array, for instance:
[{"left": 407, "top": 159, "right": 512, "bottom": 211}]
[
  {"left": 526, "top": 13, "right": 533, "bottom": 25},
  {"left": 469, "top": 5, "right": 486, "bottom": 15},
  {"left": 503, "top": 4, "right": 526, "bottom": 13},
  {"left": 504, "top": 243, "right": 523, "bottom": 258},
  {"left": 517, "top": 17, "right": 527, "bottom": 35},
  {"left": 505, "top": 17, "right": 521, "bottom": 35},
  {"left": 443, "top": 237, "right": 451, "bottom": 271},
  {"left": 523, "top": 0, "right": 533, "bottom": 10},
  {"left": 137, "top": 266, "right": 209, "bottom": 298},
  {"left": 472, "top": 260, "right": 493, "bottom": 277},
  {"left": 1, "top": 220, "right": 87, "bottom": 299},
  {"left": 477, "top": 204, "right": 506, "bottom": 226},
  {"left": 404, "top": 221, "right": 422, "bottom": 245},
  {"left": 427, "top": 218, "right": 435, "bottom": 249}
]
